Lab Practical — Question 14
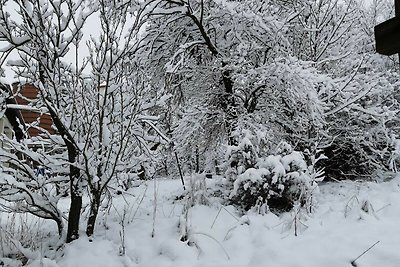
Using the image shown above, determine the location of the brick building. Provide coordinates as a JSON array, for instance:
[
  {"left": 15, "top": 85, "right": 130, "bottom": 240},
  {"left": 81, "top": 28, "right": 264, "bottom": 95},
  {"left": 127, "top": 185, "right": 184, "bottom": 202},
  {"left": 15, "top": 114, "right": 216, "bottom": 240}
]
[{"left": 11, "top": 83, "right": 55, "bottom": 137}]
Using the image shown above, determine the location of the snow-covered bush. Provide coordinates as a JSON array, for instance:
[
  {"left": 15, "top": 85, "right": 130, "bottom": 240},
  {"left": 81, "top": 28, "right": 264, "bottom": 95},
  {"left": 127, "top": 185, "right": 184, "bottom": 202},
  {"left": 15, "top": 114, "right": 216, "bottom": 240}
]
[
  {"left": 229, "top": 142, "right": 323, "bottom": 212},
  {"left": 321, "top": 72, "right": 400, "bottom": 181},
  {"left": 224, "top": 127, "right": 269, "bottom": 181}
]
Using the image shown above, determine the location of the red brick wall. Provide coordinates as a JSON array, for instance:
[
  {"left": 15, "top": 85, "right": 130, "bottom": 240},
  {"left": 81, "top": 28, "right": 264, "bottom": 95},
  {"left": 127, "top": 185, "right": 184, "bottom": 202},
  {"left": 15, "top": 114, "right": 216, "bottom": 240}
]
[{"left": 12, "top": 83, "right": 55, "bottom": 136}]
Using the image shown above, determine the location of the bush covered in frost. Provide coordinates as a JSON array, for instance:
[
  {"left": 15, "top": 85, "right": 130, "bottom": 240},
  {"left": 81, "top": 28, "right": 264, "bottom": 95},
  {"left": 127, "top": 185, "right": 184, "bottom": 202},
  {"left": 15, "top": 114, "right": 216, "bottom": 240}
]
[{"left": 228, "top": 141, "right": 323, "bottom": 212}]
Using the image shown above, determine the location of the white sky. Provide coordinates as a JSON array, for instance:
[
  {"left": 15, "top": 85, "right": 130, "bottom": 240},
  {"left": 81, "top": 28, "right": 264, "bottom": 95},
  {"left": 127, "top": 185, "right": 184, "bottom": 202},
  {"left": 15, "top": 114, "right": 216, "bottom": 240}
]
[{"left": 0, "top": 1, "right": 101, "bottom": 84}]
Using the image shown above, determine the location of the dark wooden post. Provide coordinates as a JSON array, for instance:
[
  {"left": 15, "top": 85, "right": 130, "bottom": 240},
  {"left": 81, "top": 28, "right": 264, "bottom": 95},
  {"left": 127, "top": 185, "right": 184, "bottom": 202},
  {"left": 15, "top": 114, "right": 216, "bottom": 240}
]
[
  {"left": 396, "top": 0, "right": 400, "bottom": 65},
  {"left": 374, "top": 0, "right": 400, "bottom": 61}
]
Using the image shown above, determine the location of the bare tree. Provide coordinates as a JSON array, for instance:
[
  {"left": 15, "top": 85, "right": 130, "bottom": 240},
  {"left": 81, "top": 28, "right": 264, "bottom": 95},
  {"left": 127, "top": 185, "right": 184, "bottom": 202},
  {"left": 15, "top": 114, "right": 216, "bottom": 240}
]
[{"left": 0, "top": 0, "right": 167, "bottom": 241}]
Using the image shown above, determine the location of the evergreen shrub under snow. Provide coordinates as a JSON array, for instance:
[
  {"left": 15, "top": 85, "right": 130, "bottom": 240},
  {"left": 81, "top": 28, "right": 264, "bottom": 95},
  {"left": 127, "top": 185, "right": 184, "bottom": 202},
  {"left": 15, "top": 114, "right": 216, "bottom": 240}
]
[{"left": 227, "top": 134, "right": 323, "bottom": 212}]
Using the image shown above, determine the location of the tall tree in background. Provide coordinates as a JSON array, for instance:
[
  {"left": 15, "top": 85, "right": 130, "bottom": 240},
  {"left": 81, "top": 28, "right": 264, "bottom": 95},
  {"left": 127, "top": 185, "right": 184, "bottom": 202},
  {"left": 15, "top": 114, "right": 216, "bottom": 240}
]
[
  {"left": 288, "top": 0, "right": 400, "bottom": 179},
  {"left": 142, "top": 0, "right": 300, "bottom": 168}
]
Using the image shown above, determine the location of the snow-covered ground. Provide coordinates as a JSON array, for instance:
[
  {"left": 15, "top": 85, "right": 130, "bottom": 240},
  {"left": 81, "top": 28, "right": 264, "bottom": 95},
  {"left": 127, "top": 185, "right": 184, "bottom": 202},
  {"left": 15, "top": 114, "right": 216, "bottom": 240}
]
[{"left": 2, "top": 176, "right": 400, "bottom": 267}]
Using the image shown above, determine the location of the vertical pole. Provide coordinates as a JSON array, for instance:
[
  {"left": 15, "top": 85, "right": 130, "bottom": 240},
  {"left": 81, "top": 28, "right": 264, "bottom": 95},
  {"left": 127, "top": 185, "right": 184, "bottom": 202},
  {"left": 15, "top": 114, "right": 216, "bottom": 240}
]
[
  {"left": 174, "top": 151, "right": 186, "bottom": 190},
  {"left": 397, "top": 0, "right": 400, "bottom": 67}
]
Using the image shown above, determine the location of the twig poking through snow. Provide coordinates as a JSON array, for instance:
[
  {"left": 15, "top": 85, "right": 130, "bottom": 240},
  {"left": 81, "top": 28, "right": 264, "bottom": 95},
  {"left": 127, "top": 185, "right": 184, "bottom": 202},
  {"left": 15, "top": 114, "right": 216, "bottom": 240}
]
[
  {"left": 190, "top": 232, "right": 231, "bottom": 260},
  {"left": 376, "top": 204, "right": 391, "bottom": 213},
  {"left": 203, "top": 197, "right": 239, "bottom": 223},
  {"left": 210, "top": 207, "right": 223, "bottom": 229},
  {"left": 350, "top": 241, "right": 380, "bottom": 266},
  {"left": 151, "top": 175, "right": 157, "bottom": 238}
]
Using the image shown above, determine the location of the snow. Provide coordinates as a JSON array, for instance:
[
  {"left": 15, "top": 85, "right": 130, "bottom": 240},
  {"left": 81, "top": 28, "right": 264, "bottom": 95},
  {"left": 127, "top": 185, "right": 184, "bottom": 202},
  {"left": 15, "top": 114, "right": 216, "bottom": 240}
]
[
  {"left": 5, "top": 104, "right": 41, "bottom": 113},
  {"left": 26, "top": 258, "right": 59, "bottom": 267},
  {"left": 2, "top": 176, "right": 395, "bottom": 267},
  {"left": 152, "top": 6, "right": 187, "bottom": 15},
  {"left": 0, "top": 168, "right": 397, "bottom": 266}
]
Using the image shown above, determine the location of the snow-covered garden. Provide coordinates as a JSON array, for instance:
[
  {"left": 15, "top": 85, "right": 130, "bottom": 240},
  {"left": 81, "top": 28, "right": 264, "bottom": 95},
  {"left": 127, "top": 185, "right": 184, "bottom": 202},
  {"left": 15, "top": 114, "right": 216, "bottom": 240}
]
[
  {"left": 2, "top": 175, "right": 400, "bottom": 267},
  {"left": 0, "top": 0, "right": 400, "bottom": 266}
]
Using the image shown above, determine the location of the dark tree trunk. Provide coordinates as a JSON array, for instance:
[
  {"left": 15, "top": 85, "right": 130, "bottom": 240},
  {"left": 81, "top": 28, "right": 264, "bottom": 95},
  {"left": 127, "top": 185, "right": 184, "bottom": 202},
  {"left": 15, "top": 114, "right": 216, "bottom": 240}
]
[
  {"left": 195, "top": 146, "right": 200, "bottom": 173},
  {"left": 46, "top": 105, "right": 82, "bottom": 243},
  {"left": 224, "top": 112, "right": 238, "bottom": 146},
  {"left": 186, "top": 9, "right": 238, "bottom": 146},
  {"left": 221, "top": 67, "right": 238, "bottom": 146},
  {"left": 86, "top": 192, "right": 101, "bottom": 237},
  {"left": 66, "top": 182, "right": 82, "bottom": 243},
  {"left": 66, "top": 160, "right": 82, "bottom": 243}
]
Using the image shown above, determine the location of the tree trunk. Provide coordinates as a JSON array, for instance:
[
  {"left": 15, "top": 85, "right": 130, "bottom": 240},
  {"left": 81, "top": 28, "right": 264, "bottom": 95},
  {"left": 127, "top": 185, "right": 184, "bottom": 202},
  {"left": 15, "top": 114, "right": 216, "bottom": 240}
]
[
  {"left": 86, "top": 192, "right": 101, "bottom": 237},
  {"left": 45, "top": 102, "right": 83, "bottom": 243},
  {"left": 55, "top": 215, "right": 64, "bottom": 238},
  {"left": 221, "top": 64, "right": 238, "bottom": 146},
  {"left": 66, "top": 163, "right": 82, "bottom": 243},
  {"left": 45, "top": 97, "right": 83, "bottom": 243},
  {"left": 66, "top": 185, "right": 82, "bottom": 243},
  {"left": 225, "top": 113, "right": 238, "bottom": 146},
  {"left": 195, "top": 146, "right": 200, "bottom": 173}
]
